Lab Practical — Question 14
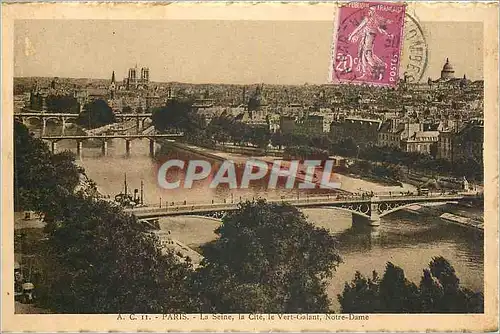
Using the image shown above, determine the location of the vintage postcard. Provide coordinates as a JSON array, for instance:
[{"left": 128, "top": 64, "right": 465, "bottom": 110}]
[{"left": 1, "top": 1, "right": 498, "bottom": 332}]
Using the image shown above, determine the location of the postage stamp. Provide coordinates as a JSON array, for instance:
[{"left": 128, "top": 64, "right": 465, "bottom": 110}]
[
  {"left": 331, "top": 2, "right": 406, "bottom": 87},
  {"left": 1, "top": 1, "right": 499, "bottom": 333}
]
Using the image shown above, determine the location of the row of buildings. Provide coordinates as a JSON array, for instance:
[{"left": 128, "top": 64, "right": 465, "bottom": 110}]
[
  {"left": 328, "top": 116, "right": 483, "bottom": 163},
  {"left": 17, "top": 59, "right": 483, "bottom": 164},
  {"left": 191, "top": 59, "right": 483, "bottom": 163}
]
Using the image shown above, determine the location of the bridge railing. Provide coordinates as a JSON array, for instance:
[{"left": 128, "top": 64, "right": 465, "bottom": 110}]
[
  {"left": 126, "top": 191, "right": 476, "bottom": 215},
  {"left": 128, "top": 193, "right": 367, "bottom": 211}
]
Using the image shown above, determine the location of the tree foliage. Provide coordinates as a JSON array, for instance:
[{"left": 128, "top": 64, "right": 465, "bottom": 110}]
[
  {"left": 46, "top": 95, "right": 80, "bottom": 114},
  {"left": 40, "top": 196, "right": 197, "bottom": 313},
  {"left": 284, "top": 145, "right": 329, "bottom": 161},
  {"left": 14, "top": 121, "right": 82, "bottom": 213},
  {"left": 193, "top": 200, "right": 342, "bottom": 313},
  {"left": 76, "top": 99, "right": 116, "bottom": 129},
  {"left": 122, "top": 105, "right": 133, "bottom": 114},
  {"left": 338, "top": 257, "right": 484, "bottom": 313},
  {"left": 152, "top": 100, "right": 271, "bottom": 149},
  {"left": 14, "top": 121, "right": 197, "bottom": 313},
  {"left": 207, "top": 115, "right": 270, "bottom": 148},
  {"left": 151, "top": 99, "right": 200, "bottom": 132}
]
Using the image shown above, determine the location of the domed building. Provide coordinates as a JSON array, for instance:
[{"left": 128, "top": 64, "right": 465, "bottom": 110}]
[
  {"left": 427, "top": 58, "right": 472, "bottom": 89},
  {"left": 440, "top": 58, "right": 455, "bottom": 80}
]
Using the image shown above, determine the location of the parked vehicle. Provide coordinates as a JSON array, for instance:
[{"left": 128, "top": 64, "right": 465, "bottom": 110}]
[
  {"left": 418, "top": 188, "right": 429, "bottom": 196},
  {"left": 21, "top": 282, "right": 35, "bottom": 304}
]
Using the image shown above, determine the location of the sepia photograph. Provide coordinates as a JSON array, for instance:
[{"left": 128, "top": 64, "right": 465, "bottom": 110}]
[{"left": 2, "top": 2, "right": 498, "bottom": 332}]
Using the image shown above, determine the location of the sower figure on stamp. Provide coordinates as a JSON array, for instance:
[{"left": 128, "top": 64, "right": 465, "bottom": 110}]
[{"left": 347, "top": 7, "right": 393, "bottom": 80}]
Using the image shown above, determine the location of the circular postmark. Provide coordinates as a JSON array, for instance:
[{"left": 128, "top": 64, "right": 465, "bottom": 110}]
[
  {"left": 400, "top": 14, "right": 428, "bottom": 83},
  {"left": 331, "top": 3, "right": 428, "bottom": 86}
]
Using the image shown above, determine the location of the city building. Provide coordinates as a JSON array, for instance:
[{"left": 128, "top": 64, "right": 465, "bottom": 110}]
[
  {"left": 427, "top": 58, "right": 472, "bottom": 89},
  {"left": 295, "top": 115, "right": 324, "bottom": 135},
  {"left": 329, "top": 120, "right": 346, "bottom": 142},
  {"left": 280, "top": 116, "right": 296, "bottom": 134},
  {"left": 437, "top": 119, "right": 484, "bottom": 163},
  {"left": 437, "top": 130, "right": 454, "bottom": 161},
  {"left": 330, "top": 117, "right": 382, "bottom": 145},
  {"left": 440, "top": 58, "right": 455, "bottom": 80},
  {"left": 118, "top": 65, "right": 150, "bottom": 90},
  {"left": 377, "top": 120, "right": 405, "bottom": 148},
  {"left": 401, "top": 130, "right": 439, "bottom": 155},
  {"left": 453, "top": 119, "right": 484, "bottom": 163}
]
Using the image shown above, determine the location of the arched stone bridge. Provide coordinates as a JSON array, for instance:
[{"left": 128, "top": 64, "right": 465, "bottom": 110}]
[
  {"left": 40, "top": 133, "right": 183, "bottom": 157},
  {"left": 127, "top": 193, "right": 480, "bottom": 227},
  {"left": 15, "top": 112, "right": 79, "bottom": 135},
  {"left": 14, "top": 111, "right": 153, "bottom": 134}
]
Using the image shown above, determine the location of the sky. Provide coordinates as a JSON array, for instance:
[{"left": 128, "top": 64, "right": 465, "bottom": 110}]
[{"left": 14, "top": 20, "right": 483, "bottom": 84}]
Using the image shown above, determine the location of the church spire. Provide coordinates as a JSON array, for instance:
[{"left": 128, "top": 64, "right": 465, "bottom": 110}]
[{"left": 111, "top": 71, "right": 116, "bottom": 83}]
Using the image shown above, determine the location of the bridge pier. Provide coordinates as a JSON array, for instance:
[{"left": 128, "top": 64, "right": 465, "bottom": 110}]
[
  {"left": 369, "top": 216, "right": 381, "bottom": 226},
  {"left": 50, "top": 141, "right": 57, "bottom": 154},
  {"left": 125, "top": 139, "right": 131, "bottom": 157},
  {"left": 76, "top": 141, "right": 83, "bottom": 159},
  {"left": 42, "top": 119, "right": 47, "bottom": 135},
  {"left": 101, "top": 140, "right": 108, "bottom": 157},
  {"left": 370, "top": 200, "right": 381, "bottom": 226},
  {"left": 136, "top": 118, "right": 144, "bottom": 133},
  {"left": 352, "top": 213, "right": 381, "bottom": 227},
  {"left": 61, "top": 118, "right": 67, "bottom": 135},
  {"left": 149, "top": 139, "right": 156, "bottom": 157}
]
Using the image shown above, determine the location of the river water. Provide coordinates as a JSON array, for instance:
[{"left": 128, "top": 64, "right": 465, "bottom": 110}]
[{"left": 42, "top": 125, "right": 484, "bottom": 311}]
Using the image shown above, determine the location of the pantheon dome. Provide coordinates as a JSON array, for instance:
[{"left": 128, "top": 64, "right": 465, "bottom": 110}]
[{"left": 440, "top": 58, "right": 455, "bottom": 80}]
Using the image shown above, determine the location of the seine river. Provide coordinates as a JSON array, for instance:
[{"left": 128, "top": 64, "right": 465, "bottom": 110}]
[{"left": 45, "top": 126, "right": 484, "bottom": 312}]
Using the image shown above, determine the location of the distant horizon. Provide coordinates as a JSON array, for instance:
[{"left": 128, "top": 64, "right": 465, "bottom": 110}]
[
  {"left": 13, "top": 75, "right": 485, "bottom": 87},
  {"left": 15, "top": 20, "right": 483, "bottom": 84}
]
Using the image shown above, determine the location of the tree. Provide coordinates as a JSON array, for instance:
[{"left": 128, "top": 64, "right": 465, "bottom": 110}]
[
  {"left": 339, "top": 257, "right": 484, "bottom": 313},
  {"left": 41, "top": 195, "right": 198, "bottom": 313},
  {"left": 14, "top": 121, "right": 82, "bottom": 214},
  {"left": 248, "top": 126, "right": 271, "bottom": 148},
  {"left": 284, "top": 145, "right": 329, "bottom": 161},
  {"left": 425, "top": 256, "right": 483, "bottom": 313},
  {"left": 46, "top": 95, "right": 80, "bottom": 114},
  {"left": 378, "top": 263, "right": 420, "bottom": 312},
  {"left": 76, "top": 99, "right": 116, "bottom": 129},
  {"left": 337, "top": 271, "right": 381, "bottom": 312},
  {"left": 270, "top": 132, "right": 286, "bottom": 149},
  {"left": 122, "top": 105, "right": 133, "bottom": 113},
  {"left": 207, "top": 116, "right": 233, "bottom": 145},
  {"left": 331, "top": 137, "right": 358, "bottom": 157},
  {"left": 193, "top": 200, "right": 342, "bottom": 313},
  {"left": 247, "top": 96, "right": 261, "bottom": 111},
  {"left": 151, "top": 98, "right": 199, "bottom": 132},
  {"left": 14, "top": 120, "right": 198, "bottom": 313}
]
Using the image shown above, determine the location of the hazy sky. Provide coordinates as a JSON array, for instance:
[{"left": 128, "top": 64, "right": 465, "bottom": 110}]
[{"left": 14, "top": 20, "right": 483, "bottom": 84}]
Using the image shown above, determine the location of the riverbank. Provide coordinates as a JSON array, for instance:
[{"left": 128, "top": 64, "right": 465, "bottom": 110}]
[
  {"left": 165, "top": 141, "right": 227, "bottom": 162},
  {"left": 163, "top": 141, "right": 418, "bottom": 195},
  {"left": 215, "top": 143, "right": 283, "bottom": 157},
  {"left": 335, "top": 170, "right": 402, "bottom": 187},
  {"left": 403, "top": 203, "right": 484, "bottom": 232}
]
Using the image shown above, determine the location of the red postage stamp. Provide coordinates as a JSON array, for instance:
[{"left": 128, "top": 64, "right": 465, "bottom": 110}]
[{"left": 331, "top": 2, "right": 406, "bottom": 87}]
